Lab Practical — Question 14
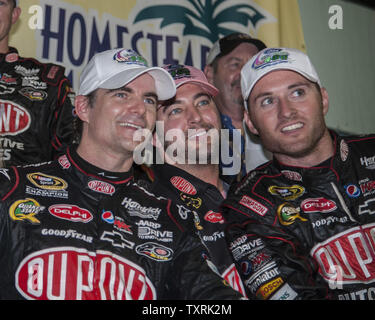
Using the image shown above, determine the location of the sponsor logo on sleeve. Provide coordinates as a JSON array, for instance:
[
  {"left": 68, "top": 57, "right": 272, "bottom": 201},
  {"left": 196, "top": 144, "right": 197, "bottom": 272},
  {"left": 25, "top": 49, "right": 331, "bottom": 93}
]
[{"left": 239, "top": 195, "right": 268, "bottom": 216}]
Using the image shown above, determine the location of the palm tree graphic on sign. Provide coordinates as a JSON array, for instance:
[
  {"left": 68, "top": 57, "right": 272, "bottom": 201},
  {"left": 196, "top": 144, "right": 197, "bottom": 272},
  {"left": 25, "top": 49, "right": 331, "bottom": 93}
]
[{"left": 133, "top": 0, "right": 271, "bottom": 43}]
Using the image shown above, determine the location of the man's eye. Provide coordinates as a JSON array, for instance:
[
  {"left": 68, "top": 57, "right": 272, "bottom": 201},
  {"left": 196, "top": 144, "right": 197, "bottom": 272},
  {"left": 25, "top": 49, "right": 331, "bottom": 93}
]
[
  {"left": 145, "top": 97, "right": 157, "bottom": 105},
  {"left": 169, "top": 107, "right": 183, "bottom": 116},
  {"left": 227, "top": 62, "right": 241, "bottom": 70},
  {"left": 292, "top": 88, "right": 305, "bottom": 97},
  {"left": 260, "top": 97, "right": 273, "bottom": 106},
  {"left": 114, "top": 92, "right": 126, "bottom": 98},
  {"left": 197, "top": 99, "right": 210, "bottom": 107}
]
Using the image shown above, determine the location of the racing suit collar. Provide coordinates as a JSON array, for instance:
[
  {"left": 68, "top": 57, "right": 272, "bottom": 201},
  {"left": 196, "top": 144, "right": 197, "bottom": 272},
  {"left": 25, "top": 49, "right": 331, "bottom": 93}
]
[
  {"left": 151, "top": 163, "right": 229, "bottom": 195},
  {"left": 272, "top": 130, "right": 351, "bottom": 183},
  {"left": 66, "top": 146, "right": 133, "bottom": 184}
]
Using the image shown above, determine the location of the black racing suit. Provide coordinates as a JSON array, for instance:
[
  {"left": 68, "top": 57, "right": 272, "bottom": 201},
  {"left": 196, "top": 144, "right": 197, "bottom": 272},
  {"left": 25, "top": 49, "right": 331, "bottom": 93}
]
[
  {"left": 0, "top": 147, "right": 243, "bottom": 300},
  {"left": 136, "top": 163, "right": 246, "bottom": 297},
  {"left": 221, "top": 131, "right": 375, "bottom": 300},
  {"left": 0, "top": 47, "right": 75, "bottom": 167}
]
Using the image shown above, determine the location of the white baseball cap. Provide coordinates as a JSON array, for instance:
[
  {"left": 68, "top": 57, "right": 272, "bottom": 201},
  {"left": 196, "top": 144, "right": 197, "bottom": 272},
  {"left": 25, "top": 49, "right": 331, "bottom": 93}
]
[
  {"left": 241, "top": 47, "right": 321, "bottom": 109},
  {"left": 78, "top": 48, "right": 176, "bottom": 100}
]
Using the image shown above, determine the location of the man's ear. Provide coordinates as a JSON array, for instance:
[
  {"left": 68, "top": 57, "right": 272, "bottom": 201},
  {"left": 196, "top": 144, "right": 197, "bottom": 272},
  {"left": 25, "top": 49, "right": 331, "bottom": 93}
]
[
  {"left": 12, "top": 6, "right": 21, "bottom": 25},
  {"left": 204, "top": 65, "right": 214, "bottom": 85},
  {"left": 320, "top": 87, "right": 329, "bottom": 116},
  {"left": 74, "top": 95, "right": 91, "bottom": 123},
  {"left": 244, "top": 109, "right": 259, "bottom": 135}
]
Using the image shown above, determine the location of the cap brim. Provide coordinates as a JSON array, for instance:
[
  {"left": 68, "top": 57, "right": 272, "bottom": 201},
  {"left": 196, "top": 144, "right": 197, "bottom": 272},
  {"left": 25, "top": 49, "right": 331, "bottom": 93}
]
[
  {"left": 100, "top": 66, "right": 176, "bottom": 101},
  {"left": 176, "top": 80, "right": 219, "bottom": 97},
  {"left": 244, "top": 66, "right": 321, "bottom": 102}
]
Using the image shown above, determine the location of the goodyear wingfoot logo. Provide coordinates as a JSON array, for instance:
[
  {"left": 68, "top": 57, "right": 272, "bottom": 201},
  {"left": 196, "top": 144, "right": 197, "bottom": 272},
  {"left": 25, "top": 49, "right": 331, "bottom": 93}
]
[{"left": 9, "top": 198, "right": 45, "bottom": 224}]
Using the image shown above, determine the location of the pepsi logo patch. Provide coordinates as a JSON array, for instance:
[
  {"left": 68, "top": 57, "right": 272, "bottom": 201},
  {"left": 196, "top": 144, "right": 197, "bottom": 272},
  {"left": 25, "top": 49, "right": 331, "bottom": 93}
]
[{"left": 345, "top": 184, "right": 361, "bottom": 198}]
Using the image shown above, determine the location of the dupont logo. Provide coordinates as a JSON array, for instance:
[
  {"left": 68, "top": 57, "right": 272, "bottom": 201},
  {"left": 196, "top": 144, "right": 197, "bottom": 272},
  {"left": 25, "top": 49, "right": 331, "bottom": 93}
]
[
  {"left": 15, "top": 248, "right": 156, "bottom": 300},
  {"left": 170, "top": 176, "right": 197, "bottom": 195},
  {"left": 204, "top": 210, "right": 225, "bottom": 224},
  {"left": 48, "top": 204, "right": 93, "bottom": 223},
  {"left": 88, "top": 180, "right": 115, "bottom": 195},
  {"left": 0, "top": 100, "right": 31, "bottom": 135},
  {"left": 58, "top": 155, "right": 71, "bottom": 169},
  {"left": 239, "top": 195, "right": 268, "bottom": 216},
  {"left": 301, "top": 198, "right": 337, "bottom": 213},
  {"left": 311, "top": 223, "right": 375, "bottom": 285}
]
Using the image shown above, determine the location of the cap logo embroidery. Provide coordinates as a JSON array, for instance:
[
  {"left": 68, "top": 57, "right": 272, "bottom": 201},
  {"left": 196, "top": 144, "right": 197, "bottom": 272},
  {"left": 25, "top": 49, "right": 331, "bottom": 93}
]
[
  {"left": 252, "top": 48, "right": 289, "bottom": 70},
  {"left": 165, "top": 64, "right": 192, "bottom": 80},
  {"left": 113, "top": 49, "right": 148, "bottom": 66}
]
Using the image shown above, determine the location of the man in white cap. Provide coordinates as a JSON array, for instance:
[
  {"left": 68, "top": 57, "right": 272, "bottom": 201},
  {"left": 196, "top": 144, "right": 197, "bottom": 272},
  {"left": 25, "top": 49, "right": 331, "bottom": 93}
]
[
  {"left": 221, "top": 47, "right": 375, "bottom": 300},
  {"left": 0, "top": 0, "right": 76, "bottom": 167},
  {"left": 204, "top": 33, "right": 272, "bottom": 184},
  {"left": 0, "top": 49, "right": 243, "bottom": 300}
]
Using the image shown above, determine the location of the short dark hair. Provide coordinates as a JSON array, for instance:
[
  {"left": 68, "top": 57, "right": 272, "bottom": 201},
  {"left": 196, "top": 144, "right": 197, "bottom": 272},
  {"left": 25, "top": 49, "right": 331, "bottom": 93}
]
[{"left": 73, "top": 90, "right": 97, "bottom": 144}]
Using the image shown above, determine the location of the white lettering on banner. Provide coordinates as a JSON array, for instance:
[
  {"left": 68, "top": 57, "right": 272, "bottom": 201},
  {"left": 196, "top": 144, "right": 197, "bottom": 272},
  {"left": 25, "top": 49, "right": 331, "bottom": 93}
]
[
  {"left": 15, "top": 247, "right": 156, "bottom": 300},
  {"left": 36, "top": 0, "right": 275, "bottom": 91},
  {"left": 311, "top": 223, "right": 375, "bottom": 285}
]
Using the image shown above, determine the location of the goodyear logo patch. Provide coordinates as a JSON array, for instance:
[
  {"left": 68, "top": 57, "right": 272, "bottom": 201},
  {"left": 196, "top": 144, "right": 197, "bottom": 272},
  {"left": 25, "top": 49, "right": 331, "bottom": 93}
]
[
  {"left": 9, "top": 198, "right": 45, "bottom": 224},
  {"left": 27, "top": 172, "right": 68, "bottom": 190}
]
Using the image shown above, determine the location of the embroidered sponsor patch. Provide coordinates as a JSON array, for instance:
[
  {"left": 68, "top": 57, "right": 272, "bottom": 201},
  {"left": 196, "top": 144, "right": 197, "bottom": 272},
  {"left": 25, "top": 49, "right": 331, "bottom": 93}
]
[
  {"left": 88, "top": 180, "right": 115, "bottom": 195},
  {"left": 9, "top": 198, "right": 45, "bottom": 224},
  {"left": 48, "top": 204, "right": 93, "bottom": 223},
  {"left": 0, "top": 100, "right": 31, "bottom": 135},
  {"left": 15, "top": 247, "right": 156, "bottom": 300},
  {"left": 239, "top": 195, "right": 268, "bottom": 216},
  {"left": 27, "top": 172, "right": 67, "bottom": 190},
  {"left": 135, "top": 242, "right": 173, "bottom": 262},
  {"left": 301, "top": 198, "right": 337, "bottom": 213},
  {"left": 170, "top": 176, "right": 197, "bottom": 195},
  {"left": 268, "top": 185, "right": 305, "bottom": 201}
]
